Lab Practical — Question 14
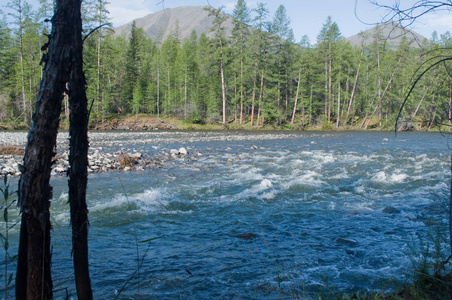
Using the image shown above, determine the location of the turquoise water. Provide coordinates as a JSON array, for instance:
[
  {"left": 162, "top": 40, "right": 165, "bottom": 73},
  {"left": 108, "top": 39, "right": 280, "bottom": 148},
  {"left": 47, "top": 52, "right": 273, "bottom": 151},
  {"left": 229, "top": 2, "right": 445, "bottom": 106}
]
[{"left": 3, "top": 131, "right": 452, "bottom": 298}]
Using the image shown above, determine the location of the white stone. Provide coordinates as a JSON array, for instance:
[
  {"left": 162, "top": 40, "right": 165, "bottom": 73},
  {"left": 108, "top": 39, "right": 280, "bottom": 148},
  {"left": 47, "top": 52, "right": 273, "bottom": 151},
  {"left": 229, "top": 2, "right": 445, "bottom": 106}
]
[{"left": 178, "top": 147, "right": 188, "bottom": 155}]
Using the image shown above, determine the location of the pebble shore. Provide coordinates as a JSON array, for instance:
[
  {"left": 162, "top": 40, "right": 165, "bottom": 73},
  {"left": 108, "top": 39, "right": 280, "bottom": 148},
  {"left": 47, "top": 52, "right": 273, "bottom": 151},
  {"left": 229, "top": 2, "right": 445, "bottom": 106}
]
[{"left": 0, "top": 131, "right": 197, "bottom": 178}]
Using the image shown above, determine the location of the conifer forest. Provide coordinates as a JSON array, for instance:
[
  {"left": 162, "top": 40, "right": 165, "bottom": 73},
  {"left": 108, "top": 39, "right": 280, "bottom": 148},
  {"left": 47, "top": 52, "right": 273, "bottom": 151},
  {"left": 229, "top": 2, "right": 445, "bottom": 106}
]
[{"left": 0, "top": 0, "right": 451, "bottom": 130}]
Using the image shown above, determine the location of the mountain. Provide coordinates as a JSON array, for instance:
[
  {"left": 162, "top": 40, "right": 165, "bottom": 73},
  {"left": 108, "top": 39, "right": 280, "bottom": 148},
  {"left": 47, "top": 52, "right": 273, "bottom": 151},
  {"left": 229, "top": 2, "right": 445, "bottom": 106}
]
[
  {"left": 114, "top": 6, "right": 234, "bottom": 42},
  {"left": 115, "top": 7, "right": 429, "bottom": 49},
  {"left": 346, "top": 21, "right": 428, "bottom": 48}
]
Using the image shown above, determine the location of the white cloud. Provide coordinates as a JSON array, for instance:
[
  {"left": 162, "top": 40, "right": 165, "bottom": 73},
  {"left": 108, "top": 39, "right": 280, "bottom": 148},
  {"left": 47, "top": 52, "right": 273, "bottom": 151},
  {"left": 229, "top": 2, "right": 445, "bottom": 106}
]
[
  {"left": 424, "top": 14, "right": 452, "bottom": 29},
  {"left": 108, "top": 0, "right": 155, "bottom": 26}
]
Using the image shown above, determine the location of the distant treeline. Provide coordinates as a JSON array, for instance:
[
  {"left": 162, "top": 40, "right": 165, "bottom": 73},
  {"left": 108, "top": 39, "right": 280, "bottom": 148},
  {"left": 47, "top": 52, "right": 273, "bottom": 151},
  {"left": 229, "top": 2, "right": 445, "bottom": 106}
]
[{"left": 1, "top": 0, "right": 452, "bottom": 130}]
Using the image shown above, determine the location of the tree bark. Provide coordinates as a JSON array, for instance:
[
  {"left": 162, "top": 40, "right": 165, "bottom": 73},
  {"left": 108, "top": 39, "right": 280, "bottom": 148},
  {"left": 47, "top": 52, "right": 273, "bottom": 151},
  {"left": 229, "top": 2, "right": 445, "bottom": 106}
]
[
  {"left": 67, "top": 0, "right": 93, "bottom": 297},
  {"left": 220, "top": 39, "right": 226, "bottom": 124},
  {"left": 291, "top": 68, "right": 302, "bottom": 124},
  {"left": 16, "top": 1, "right": 93, "bottom": 299},
  {"left": 347, "top": 49, "right": 363, "bottom": 120},
  {"left": 250, "top": 57, "right": 258, "bottom": 126},
  {"left": 16, "top": 0, "right": 78, "bottom": 298}
]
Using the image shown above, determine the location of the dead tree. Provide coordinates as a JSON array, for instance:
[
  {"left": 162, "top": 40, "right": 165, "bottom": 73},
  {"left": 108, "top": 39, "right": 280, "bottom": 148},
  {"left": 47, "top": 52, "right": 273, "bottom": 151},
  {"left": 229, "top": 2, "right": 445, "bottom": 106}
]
[
  {"left": 16, "top": 0, "right": 92, "bottom": 298},
  {"left": 67, "top": 1, "right": 93, "bottom": 298}
]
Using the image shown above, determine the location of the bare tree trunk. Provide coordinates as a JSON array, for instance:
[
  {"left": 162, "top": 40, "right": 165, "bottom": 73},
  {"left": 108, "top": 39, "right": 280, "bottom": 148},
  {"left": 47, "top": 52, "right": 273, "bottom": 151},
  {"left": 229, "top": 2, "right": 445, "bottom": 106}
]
[
  {"left": 328, "top": 58, "right": 332, "bottom": 123},
  {"left": 309, "top": 85, "right": 313, "bottom": 126},
  {"left": 347, "top": 49, "right": 363, "bottom": 120},
  {"left": 449, "top": 82, "right": 452, "bottom": 129},
  {"left": 220, "top": 40, "right": 226, "bottom": 124},
  {"left": 157, "top": 57, "right": 160, "bottom": 118},
  {"left": 239, "top": 40, "right": 244, "bottom": 125},
  {"left": 336, "top": 79, "right": 341, "bottom": 128},
  {"left": 250, "top": 57, "right": 258, "bottom": 126},
  {"left": 67, "top": 0, "right": 93, "bottom": 297},
  {"left": 428, "top": 106, "right": 438, "bottom": 130},
  {"left": 412, "top": 85, "right": 431, "bottom": 120},
  {"left": 16, "top": 0, "right": 79, "bottom": 298},
  {"left": 257, "top": 67, "right": 265, "bottom": 126},
  {"left": 291, "top": 68, "right": 302, "bottom": 124},
  {"left": 16, "top": 1, "right": 93, "bottom": 299},
  {"left": 365, "top": 57, "right": 401, "bottom": 129},
  {"left": 184, "top": 68, "right": 187, "bottom": 120}
]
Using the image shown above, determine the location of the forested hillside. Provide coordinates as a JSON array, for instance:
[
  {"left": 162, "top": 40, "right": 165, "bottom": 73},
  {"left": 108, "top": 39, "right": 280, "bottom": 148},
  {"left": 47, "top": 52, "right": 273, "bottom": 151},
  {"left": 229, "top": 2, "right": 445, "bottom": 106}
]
[{"left": 0, "top": 1, "right": 450, "bottom": 130}]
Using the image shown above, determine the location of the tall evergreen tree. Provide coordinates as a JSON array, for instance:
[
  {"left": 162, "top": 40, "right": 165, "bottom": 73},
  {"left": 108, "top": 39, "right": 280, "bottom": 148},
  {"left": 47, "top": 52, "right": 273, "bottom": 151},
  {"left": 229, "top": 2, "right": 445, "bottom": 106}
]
[
  {"left": 123, "top": 21, "right": 146, "bottom": 112},
  {"left": 206, "top": 6, "right": 229, "bottom": 124},
  {"left": 317, "top": 16, "right": 342, "bottom": 123},
  {"left": 231, "top": 0, "right": 251, "bottom": 124},
  {"left": 271, "top": 5, "right": 294, "bottom": 120},
  {"left": 0, "top": 11, "right": 16, "bottom": 122},
  {"left": 249, "top": 2, "right": 269, "bottom": 126}
]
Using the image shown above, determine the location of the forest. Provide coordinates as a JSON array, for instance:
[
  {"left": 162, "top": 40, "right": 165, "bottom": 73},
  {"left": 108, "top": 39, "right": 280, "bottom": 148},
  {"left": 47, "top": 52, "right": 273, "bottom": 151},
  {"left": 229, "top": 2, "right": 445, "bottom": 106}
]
[{"left": 1, "top": 0, "right": 452, "bottom": 130}]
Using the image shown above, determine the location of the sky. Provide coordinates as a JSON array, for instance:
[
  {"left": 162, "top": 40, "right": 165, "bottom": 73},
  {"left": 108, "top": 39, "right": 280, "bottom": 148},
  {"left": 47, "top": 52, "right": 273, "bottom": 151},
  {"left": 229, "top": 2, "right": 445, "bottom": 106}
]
[
  {"left": 105, "top": 0, "right": 452, "bottom": 43},
  {"left": 11, "top": 0, "right": 452, "bottom": 43}
]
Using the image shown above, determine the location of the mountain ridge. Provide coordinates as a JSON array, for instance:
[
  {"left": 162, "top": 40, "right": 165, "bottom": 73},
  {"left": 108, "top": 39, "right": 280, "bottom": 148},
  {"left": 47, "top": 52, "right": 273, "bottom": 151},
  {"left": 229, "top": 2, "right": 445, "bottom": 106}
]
[
  {"left": 114, "top": 6, "right": 234, "bottom": 43},
  {"left": 346, "top": 21, "right": 428, "bottom": 48},
  {"left": 114, "top": 6, "right": 428, "bottom": 47}
]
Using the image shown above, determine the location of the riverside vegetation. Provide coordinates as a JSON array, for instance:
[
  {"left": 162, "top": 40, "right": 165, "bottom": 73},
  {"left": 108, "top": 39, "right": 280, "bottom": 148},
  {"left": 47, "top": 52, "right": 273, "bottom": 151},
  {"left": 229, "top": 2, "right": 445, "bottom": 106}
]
[{"left": 1, "top": 1, "right": 452, "bottom": 131}]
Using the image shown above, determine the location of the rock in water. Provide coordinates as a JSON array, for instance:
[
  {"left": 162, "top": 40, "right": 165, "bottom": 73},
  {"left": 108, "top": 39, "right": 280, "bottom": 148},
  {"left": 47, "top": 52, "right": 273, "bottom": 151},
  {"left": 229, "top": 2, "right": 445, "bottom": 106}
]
[
  {"left": 179, "top": 147, "right": 188, "bottom": 155},
  {"left": 235, "top": 233, "right": 258, "bottom": 240},
  {"left": 336, "top": 237, "right": 358, "bottom": 247},
  {"left": 382, "top": 206, "right": 400, "bottom": 214}
]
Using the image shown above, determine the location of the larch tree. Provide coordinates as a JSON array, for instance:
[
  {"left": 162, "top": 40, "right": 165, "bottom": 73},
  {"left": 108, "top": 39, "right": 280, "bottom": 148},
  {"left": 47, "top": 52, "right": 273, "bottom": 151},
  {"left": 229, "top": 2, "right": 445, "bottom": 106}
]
[
  {"left": 271, "top": 5, "right": 293, "bottom": 118},
  {"left": 317, "top": 16, "right": 342, "bottom": 124},
  {"left": 7, "top": 0, "right": 28, "bottom": 124},
  {"left": 231, "top": 0, "right": 251, "bottom": 124},
  {"left": 249, "top": 2, "right": 269, "bottom": 126},
  {"left": 206, "top": 5, "right": 229, "bottom": 124}
]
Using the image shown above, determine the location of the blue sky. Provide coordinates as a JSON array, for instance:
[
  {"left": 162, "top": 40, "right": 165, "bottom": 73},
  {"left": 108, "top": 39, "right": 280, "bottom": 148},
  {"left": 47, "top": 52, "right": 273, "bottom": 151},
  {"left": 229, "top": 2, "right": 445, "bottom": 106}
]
[
  {"left": 107, "top": 0, "right": 452, "bottom": 43},
  {"left": 12, "top": 0, "right": 452, "bottom": 43}
]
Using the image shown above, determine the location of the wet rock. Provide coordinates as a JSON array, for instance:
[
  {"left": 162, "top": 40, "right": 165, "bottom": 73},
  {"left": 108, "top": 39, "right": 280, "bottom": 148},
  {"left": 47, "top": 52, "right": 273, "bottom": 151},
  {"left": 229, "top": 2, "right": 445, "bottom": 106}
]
[
  {"left": 130, "top": 152, "right": 142, "bottom": 159},
  {"left": 382, "top": 206, "right": 401, "bottom": 214},
  {"left": 55, "top": 166, "right": 66, "bottom": 173},
  {"left": 235, "top": 233, "right": 258, "bottom": 240},
  {"left": 179, "top": 147, "right": 188, "bottom": 155},
  {"left": 336, "top": 237, "right": 358, "bottom": 247},
  {"left": 345, "top": 211, "right": 359, "bottom": 215}
]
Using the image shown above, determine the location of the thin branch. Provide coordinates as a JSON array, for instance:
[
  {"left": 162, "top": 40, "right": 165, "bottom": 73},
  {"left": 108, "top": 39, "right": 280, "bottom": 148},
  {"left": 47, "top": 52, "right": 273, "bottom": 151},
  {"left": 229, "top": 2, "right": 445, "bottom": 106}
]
[
  {"left": 82, "top": 23, "right": 113, "bottom": 43},
  {"left": 395, "top": 57, "right": 452, "bottom": 132}
]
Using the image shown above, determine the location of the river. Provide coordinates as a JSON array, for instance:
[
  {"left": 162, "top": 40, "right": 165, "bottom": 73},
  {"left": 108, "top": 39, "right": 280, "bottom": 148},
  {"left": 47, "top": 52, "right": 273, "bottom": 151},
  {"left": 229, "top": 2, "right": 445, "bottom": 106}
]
[{"left": 2, "top": 131, "right": 451, "bottom": 299}]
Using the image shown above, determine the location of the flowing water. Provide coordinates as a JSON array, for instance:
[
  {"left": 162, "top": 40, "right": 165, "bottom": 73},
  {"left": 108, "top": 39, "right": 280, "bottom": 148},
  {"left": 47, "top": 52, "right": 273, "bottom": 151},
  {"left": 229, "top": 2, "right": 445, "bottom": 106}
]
[{"left": 2, "top": 131, "right": 452, "bottom": 299}]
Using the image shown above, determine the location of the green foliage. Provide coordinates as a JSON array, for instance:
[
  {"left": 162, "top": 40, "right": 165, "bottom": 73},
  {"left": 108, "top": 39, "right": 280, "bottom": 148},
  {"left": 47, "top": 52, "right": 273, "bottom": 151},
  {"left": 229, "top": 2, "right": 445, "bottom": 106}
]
[{"left": 0, "top": 2, "right": 451, "bottom": 130}]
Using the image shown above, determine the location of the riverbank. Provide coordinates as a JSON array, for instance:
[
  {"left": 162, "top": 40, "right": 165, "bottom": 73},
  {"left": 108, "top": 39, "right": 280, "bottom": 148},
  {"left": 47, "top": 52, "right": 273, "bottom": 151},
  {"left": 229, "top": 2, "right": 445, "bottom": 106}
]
[
  {"left": 0, "top": 131, "right": 201, "bottom": 178},
  {"left": 0, "top": 114, "right": 422, "bottom": 131}
]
